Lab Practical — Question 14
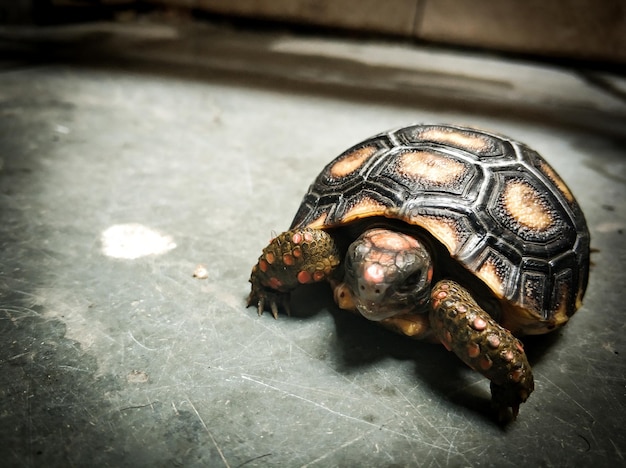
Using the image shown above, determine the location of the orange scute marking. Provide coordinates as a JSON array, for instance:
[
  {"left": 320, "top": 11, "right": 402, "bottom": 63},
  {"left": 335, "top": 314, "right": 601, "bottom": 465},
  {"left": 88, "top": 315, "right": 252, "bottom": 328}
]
[
  {"left": 419, "top": 127, "right": 491, "bottom": 154},
  {"left": 265, "top": 251, "right": 275, "bottom": 264},
  {"left": 292, "top": 232, "right": 302, "bottom": 244},
  {"left": 283, "top": 253, "right": 295, "bottom": 266},
  {"left": 267, "top": 277, "right": 282, "bottom": 289},
  {"left": 398, "top": 151, "right": 467, "bottom": 186},
  {"left": 259, "top": 259, "right": 268, "bottom": 272},
  {"left": 313, "top": 270, "right": 325, "bottom": 281},
  {"left": 502, "top": 180, "right": 554, "bottom": 231},
  {"left": 329, "top": 146, "right": 377, "bottom": 178}
]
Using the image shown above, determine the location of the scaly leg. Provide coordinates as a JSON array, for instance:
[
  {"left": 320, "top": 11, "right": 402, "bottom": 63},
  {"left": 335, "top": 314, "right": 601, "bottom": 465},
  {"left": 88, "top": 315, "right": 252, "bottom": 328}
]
[
  {"left": 429, "top": 280, "right": 534, "bottom": 420},
  {"left": 248, "top": 228, "right": 341, "bottom": 318}
]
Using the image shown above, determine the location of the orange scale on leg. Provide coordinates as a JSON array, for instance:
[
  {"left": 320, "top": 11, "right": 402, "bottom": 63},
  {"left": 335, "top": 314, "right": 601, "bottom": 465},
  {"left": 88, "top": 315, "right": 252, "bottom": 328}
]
[
  {"left": 472, "top": 317, "right": 487, "bottom": 331},
  {"left": 487, "top": 334, "right": 501, "bottom": 348},
  {"left": 297, "top": 270, "right": 312, "bottom": 284},
  {"left": 467, "top": 342, "right": 480, "bottom": 358},
  {"left": 479, "top": 356, "right": 493, "bottom": 370}
]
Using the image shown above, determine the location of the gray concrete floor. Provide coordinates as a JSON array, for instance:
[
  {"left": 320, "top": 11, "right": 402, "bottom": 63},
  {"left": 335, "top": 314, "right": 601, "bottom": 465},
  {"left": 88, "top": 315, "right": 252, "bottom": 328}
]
[{"left": 1, "top": 19, "right": 625, "bottom": 467}]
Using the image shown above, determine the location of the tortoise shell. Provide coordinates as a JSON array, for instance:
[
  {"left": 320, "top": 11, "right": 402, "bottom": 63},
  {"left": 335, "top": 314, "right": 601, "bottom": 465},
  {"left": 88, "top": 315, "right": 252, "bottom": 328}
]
[{"left": 290, "top": 124, "right": 590, "bottom": 331}]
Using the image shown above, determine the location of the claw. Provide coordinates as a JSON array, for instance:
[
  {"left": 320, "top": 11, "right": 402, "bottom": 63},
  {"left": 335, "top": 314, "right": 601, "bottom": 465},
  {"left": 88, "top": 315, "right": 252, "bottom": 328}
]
[
  {"left": 247, "top": 280, "right": 291, "bottom": 319},
  {"left": 270, "top": 301, "right": 279, "bottom": 320},
  {"left": 511, "top": 404, "right": 520, "bottom": 420},
  {"left": 491, "top": 381, "right": 529, "bottom": 423},
  {"left": 495, "top": 403, "right": 520, "bottom": 424},
  {"left": 496, "top": 405, "right": 517, "bottom": 423}
]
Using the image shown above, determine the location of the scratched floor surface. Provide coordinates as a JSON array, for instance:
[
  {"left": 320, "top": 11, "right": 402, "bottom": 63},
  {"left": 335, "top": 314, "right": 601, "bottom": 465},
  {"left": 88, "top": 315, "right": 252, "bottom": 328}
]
[{"left": 0, "top": 20, "right": 625, "bottom": 467}]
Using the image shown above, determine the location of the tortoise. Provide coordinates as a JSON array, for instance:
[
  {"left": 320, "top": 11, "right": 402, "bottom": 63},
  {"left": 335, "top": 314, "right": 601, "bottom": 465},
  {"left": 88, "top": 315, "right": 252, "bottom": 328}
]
[{"left": 248, "top": 124, "right": 590, "bottom": 419}]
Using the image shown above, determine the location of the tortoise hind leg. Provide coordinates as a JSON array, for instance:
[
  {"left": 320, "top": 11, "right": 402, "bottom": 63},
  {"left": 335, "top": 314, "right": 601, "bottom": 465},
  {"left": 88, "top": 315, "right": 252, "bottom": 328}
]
[
  {"left": 429, "top": 280, "right": 535, "bottom": 420},
  {"left": 248, "top": 228, "right": 341, "bottom": 318}
]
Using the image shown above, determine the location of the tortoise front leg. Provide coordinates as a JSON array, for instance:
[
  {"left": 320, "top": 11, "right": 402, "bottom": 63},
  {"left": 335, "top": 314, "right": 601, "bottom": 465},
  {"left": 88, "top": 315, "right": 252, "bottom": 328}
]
[
  {"left": 248, "top": 228, "right": 341, "bottom": 318},
  {"left": 429, "top": 280, "right": 535, "bottom": 420}
]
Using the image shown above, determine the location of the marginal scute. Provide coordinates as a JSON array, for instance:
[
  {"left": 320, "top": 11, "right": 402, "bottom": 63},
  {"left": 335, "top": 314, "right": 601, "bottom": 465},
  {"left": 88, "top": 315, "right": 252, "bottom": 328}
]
[
  {"left": 553, "top": 269, "right": 574, "bottom": 323},
  {"left": 537, "top": 160, "right": 575, "bottom": 204},
  {"left": 307, "top": 212, "right": 328, "bottom": 229},
  {"left": 476, "top": 250, "right": 509, "bottom": 299},
  {"left": 520, "top": 271, "right": 545, "bottom": 315},
  {"left": 406, "top": 214, "right": 464, "bottom": 256},
  {"left": 408, "top": 126, "right": 501, "bottom": 156},
  {"left": 341, "top": 195, "right": 390, "bottom": 223}
]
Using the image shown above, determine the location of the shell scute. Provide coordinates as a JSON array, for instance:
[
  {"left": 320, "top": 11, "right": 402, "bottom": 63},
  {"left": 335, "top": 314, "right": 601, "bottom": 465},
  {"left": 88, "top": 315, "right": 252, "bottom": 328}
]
[
  {"left": 485, "top": 170, "right": 572, "bottom": 246},
  {"left": 395, "top": 124, "right": 512, "bottom": 159},
  {"left": 382, "top": 149, "right": 481, "bottom": 200}
]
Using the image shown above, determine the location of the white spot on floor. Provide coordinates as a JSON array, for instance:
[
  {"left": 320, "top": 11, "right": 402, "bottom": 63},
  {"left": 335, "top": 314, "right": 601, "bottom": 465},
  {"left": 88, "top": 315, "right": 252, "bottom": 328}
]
[
  {"left": 193, "top": 264, "right": 209, "bottom": 279},
  {"left": 101, "top": 223, "right": 176, "bottom": 259}
]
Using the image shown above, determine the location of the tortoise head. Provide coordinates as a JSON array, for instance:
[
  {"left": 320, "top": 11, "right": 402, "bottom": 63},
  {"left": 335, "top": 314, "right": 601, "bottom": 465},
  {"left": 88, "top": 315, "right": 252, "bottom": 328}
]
[{"left": 342, "top": 228, "right": 433, "bottom": 320}]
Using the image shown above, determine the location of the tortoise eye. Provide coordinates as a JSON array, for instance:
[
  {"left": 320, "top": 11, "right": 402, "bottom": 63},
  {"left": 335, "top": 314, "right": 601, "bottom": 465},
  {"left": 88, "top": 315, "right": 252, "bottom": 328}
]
[{"left": 396, "top": 270, "right": 423, "bottom": 293}]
